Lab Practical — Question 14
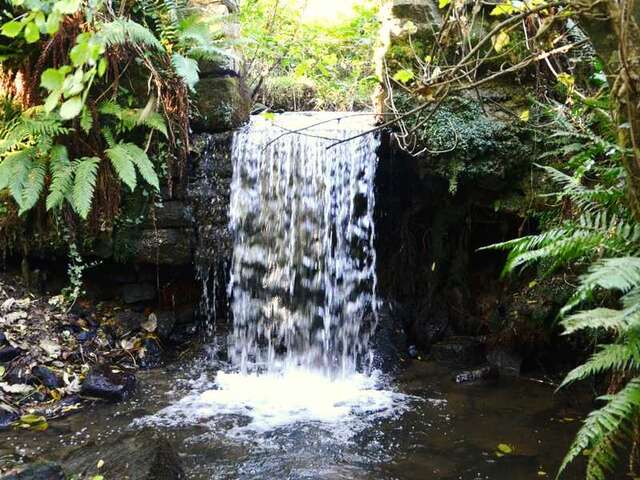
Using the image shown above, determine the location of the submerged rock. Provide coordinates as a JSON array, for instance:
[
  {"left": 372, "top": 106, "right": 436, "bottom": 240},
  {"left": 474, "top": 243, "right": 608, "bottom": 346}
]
[
  {"left": 63, "top": 430, "right": 185, "bottom": 480},
  {"left": 431, "top": 336, "right": 485, "bottom": 367},
  {"left": 80, "top": 366, "right": 136, "bottom": 402},
  {"left": 1, "top": 461, "right": 65, "bottom": 480},
  {"left": 454, "top": 364, "right": 498, "bottom": 384}
]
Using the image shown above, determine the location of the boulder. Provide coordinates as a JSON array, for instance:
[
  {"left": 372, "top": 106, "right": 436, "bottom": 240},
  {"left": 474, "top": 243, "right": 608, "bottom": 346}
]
[
  {"left": 0, "top": 461, "right": 65, "bottom": 480},
  {"left": 116, "top": 310, "right": 146, "bottom": 331},
  {"left": 122, "top": 283, "right": 156, "bottom": 304},
  {"left": 371, "top": 301, "right": 410, "bottom": 372},
  {"left": 63, "top": 430, "right": 185, "bottom": 480},
  {"left": 134, "top": 229, "right": 194, "bottom": 266},
  {"left": 192, "top": 76, "right": 251, "bottom": 133},
  {"left": 144, "top": 201, "right": 193, "bottom": 229},
  {"left": 80, "top": 366, "right": 136, "bottom": 402},
  {"left": 431, "top": 336, "right": 485, "bottom": 367}
]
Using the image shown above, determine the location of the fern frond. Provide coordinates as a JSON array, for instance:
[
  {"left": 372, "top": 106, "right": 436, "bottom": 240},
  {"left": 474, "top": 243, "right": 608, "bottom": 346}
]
[
  {"left": 71, "top": 157, "right": 100, "bottom": 219},
  {"left": 559, "top": 342, "right": 640, "bottom": 388},
  {"left": 106, "top": 143, "right": 137, "bottom": 191},
  {"left": 171, "top": 53, "right": 199, "bottom": 90},
  {"left": 98, "top": 19, "right": 164, "bottom": 51},
  {"left": 18, "top": 157, "right": 46, "bottom": 214},
  {"left": 46, "top": 145, "right": 75, "bottom": 211},
  {"left": 557, "top": 377, "right": 640, "bottom": 479}
]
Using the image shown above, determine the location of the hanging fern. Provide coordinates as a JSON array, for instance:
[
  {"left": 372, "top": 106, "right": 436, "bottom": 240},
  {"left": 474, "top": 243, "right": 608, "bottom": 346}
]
[
  {"left": 71, "top": 157, "right": 100, "bottom": 219},
  {"left": 98, "top": 19, "right": 164, "bottom": 51}
]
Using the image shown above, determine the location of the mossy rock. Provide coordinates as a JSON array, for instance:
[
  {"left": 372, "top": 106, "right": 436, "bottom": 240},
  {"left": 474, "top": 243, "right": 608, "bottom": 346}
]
[{"left": 192, "top": 76, "right": 251, "bottom": 132}]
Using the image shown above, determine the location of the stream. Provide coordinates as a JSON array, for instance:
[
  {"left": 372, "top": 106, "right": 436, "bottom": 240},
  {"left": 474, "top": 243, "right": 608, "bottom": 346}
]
[{"left": 1, "top": 113, "right": 588, "bottom": 479}]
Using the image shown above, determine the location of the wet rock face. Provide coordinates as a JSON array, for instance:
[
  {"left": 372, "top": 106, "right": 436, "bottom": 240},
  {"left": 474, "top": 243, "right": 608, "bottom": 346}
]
[
  {"left": 80, "top": 366, "right": 136, "bottom": 402},
  {"left": 1, "top": 461, "right": 65, "bottom": 480},
  {"left": 31, "top": 366, "right": 62, "bottom": 389},
  {"left": 63, "top": 430, "right": 185, "bottom": 480},
  {"left": 431, "top": 336, "right": 486, "bottom": 367}
]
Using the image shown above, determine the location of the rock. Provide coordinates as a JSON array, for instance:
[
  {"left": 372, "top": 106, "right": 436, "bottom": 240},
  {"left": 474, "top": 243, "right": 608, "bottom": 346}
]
[
  {"left": 487, "top": 347, "right": 523, "bottom": 377},
  {"left": 134, "top": 229, "right": 194, "bottom": 266},
  {"left": 122, "top": 283, "right": 156, "bottom": 304},
  {"left": 76, "top": 330, "right": 97, "bottom": 343},
  {"left": 153, "top": 311, "right": 176, "bottom": 339},
  {"left": 139, "top": 338, "right": 162, "bottom": 369},
  {"left": 116, "top": 310, "right": 146, "bottom": 331},
  {"left": 411, "top": 302, "right": 449, "bottom": 350},
  {"left": 0, "top": 461, "right": 65, "bottom": 480},
  {"left": 63, "top": 430, "right": 185, "bottom": 480},
  {"left": 80, "top": 366, "right": 136, "bottom": 402},
  {"left": 175, "top": 306, "right": 195, "bottom": 325},
  {"left": 0, "top": 346, "right": 21, "bottom": 362},
  {"left": 431, "top": 336, "right": 485, "bottom": 367},
  {"left": 192, "top": 76, "right": 251, "bottom": 132},
  {"left": 454, "top": 364, "right": 498, "bottom": 384},
  {"left": 0, "top": 330, "right": 6, "bottom": 344},
  {"left": 408, "top": 344, "right": 418, "bottom": 358},
  {"left": 0, "top": 410, "right": 19, "bottom": 429},
  {"left": 144, "top": 201, "right": 193, "bottom": 229},
  {"left": 31, "top": 366, "right": 63, "bottom": 389},
  {"left": 370, "top": 301, "right": 410, "bottom": 372}
]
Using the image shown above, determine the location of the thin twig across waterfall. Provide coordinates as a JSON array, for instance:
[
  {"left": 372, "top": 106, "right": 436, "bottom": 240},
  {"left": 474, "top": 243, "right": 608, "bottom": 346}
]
[{"left": 261, "top": 112, "right": 397, "bottom": 149}]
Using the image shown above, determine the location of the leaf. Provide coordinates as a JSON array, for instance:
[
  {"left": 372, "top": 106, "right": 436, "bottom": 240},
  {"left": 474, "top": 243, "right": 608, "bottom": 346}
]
[
  {"left": 71, "top": 157, "right": 100, "bottom": 219},
  {"left": 497, "top": 443, "right": 513, "bottom": 454},
  {"left": 392, "top": 69, "right": 415, "bottom": 84},
  {"left": 0, "top": 366, "right": 5, "bottom": 378},
  {"left": 59, "top": 96, "right": 84, "bottom": 120},
  {"left": 171, "top": 53, "right": 199, "bottom": 91},
  {"left": 41, "top": 68, "right": 66, "bottom": 92},
  {"left": 142, "top": 313, "right": 157, "bottom": 333},
  {"left": 40, "top": 338, "right": 61, "bottom": 358},
  {"left": 24, "top": 22, "right": 40, "bottom": 43},
  {"left": 0, "top": 382, "right": 33, "bottom": 393},
  {"left": 520, "top": 109, "right": 530, "bottom": 122},
  {"left": 18, "top": 414, "right": 48, "bottom": 431},
  {"left": 106, "top": 144, "right": 137, "bottom": 191},
  {"left": 490, "top": 3, "right": 515, "bottom": 15},
  {"left": 119, "top": 143, "right": 159, "bottom": 190},
  {"left": 492, "top": 31, "right": 510, "bottom": 53},
  {"left": 46, "top": 145, "right": 74, "bottom": 210},
  {"left": 439, "top": 0, "right": 451, "bottom": 8},
  {"left": 1, "top": 21, "right": 24, "bottom": 38}
]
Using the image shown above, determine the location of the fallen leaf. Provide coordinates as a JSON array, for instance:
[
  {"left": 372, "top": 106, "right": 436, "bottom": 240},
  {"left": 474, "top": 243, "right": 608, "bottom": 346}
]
[
  {"left": 40, "top": 338, "right": 61, "bottom": 358},
  {"left": 97, "top": 459, "right": 104, "bottom": 469},
  {"left": 0, "top": 382, "right": 34, "bottom": 394},
  {"left": 497, "top": 443, "right": 513, "bottom": 454},
  {"left": 142, "top": 313, "right": 157, "bottom": 333}
]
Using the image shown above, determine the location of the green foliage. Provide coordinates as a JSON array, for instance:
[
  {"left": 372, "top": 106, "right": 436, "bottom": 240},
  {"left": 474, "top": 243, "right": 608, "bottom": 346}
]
[
  {"left": 0, "top": 0, "right": 224, "bottom": 223},
  {"left": 486, "top": 91, "right": 640, "bottom": 478},
  {"left": 240, "top": 0, "right": 380, "bottom": 110}
]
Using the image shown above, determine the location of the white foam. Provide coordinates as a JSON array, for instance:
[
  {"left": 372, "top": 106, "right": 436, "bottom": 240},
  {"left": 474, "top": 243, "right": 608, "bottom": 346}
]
[{"left": 141, "top": 367, "right": 409, "bottom": 439}]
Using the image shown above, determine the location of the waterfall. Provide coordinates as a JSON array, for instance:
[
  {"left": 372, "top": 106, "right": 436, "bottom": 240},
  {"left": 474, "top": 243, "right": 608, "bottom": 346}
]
[
  {"left": 228, "top": 113, "right": 380, "bottom": 375},
  {"left": 142, "top": 114, "right": 409, "bottom": 435}
]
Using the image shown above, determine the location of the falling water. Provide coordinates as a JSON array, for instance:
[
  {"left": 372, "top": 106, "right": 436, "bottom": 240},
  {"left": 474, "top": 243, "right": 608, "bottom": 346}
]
[
  {"left": 228, "top": 113, "right": 380, "bottom": 375},
  {"left": 143, "top": 113, "right": 408, "bottom": 436}
]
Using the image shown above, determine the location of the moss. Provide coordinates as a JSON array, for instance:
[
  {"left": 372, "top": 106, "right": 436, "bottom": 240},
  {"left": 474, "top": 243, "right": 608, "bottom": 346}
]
[{"left": 396, "top": 94, "right": 533, "bottom": 192}]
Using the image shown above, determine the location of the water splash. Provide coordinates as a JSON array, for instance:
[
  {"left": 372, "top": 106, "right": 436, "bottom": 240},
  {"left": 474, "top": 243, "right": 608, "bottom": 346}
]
[
  {"left": 228, "top": 113, "right": 380, "bottom": 375},
  {"left": 141, "top": 114, "right": 409, "bottom": 437}
]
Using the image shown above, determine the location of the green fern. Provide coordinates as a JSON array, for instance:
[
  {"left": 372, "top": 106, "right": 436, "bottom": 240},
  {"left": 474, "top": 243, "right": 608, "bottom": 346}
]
[
  {"left": 557, "top": 378, "right": 640, "bottom": 479},
  {"left": 99, "top": 101, "right": 168, "bottom": 137},
  {"left": 46, "top": 145, "right": 75, "bottom": 211},
  {"left": 106, "top": 143, "right": 138, "bottom": 191},
  {"left": 71, "top": 157, "right": 100, "bottom": 219},
  {"left": 98, "top": 19, "right": 164, "bottom": 51}
]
